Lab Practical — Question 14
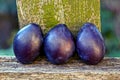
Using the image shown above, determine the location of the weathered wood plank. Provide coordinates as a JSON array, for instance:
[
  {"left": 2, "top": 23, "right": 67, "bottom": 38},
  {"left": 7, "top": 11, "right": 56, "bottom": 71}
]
[
  {"left": 17, "top": 0, "right": 101, "bottom": 35},
  {"left": 0, "top": 56, "right": 120, "bottom": 80}
]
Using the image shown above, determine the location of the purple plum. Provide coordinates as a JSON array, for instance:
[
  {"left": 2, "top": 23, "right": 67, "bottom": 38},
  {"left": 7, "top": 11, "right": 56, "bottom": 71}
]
[
  {"left": 13, "top": 23, "right": 43, "bottom": 64},
  {"left": 76, "top": 22, "right": 105, "bottom": 65},
  {"left": 44, "top": 24, "right": 75, "bottom": 64}
]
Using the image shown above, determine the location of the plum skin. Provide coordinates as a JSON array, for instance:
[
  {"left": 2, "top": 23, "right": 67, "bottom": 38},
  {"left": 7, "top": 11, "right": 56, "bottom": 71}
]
[
  {"left": 13, "top": 23, "right": 43, "bottom": 64},
  {"left": 76, "top": 22, "right": 105, "bottom": 65},
  {"left": 44, "top": 24, "right": 75, "bottom": 64}
]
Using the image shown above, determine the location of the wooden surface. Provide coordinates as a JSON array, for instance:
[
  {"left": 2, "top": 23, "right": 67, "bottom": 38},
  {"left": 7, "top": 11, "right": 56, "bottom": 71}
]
[
  {"left": 17, "top": 0, "right": 101, "bottom": 35},
  {"left": 0, "top": 56, "right": 120, "bottom": 80}
]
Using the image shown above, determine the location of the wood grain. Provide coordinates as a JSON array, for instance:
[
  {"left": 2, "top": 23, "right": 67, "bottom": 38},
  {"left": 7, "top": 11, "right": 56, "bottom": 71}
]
[
  {"left": 0, "top": 56, "right": 120, "bottom": 80},
  {"left": 16, "top": 0, "right": 101, "bottom": 35}
]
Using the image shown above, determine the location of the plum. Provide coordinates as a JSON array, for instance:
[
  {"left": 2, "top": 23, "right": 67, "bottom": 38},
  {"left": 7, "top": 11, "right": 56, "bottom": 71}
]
[
  {"left": 44, "top": 24, "right": 75, "bottom": 64},
  {"left": 13, "top": 23, "right": 43, "bottom": 64},
  {"left": 76, "top": 22, "right": 105, "bottom": 65}
]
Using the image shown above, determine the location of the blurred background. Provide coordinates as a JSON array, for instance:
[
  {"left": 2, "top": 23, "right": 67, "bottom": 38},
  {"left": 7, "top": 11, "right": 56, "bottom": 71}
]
[
  {"left": 0, "top": 0, "right": 18, "bottom": 56},
  {"left": 0, "top": 0, "right": 120, "bottom": 57},
  {"left": 101, "top": 0, "right": 120, "bottom": 57}
]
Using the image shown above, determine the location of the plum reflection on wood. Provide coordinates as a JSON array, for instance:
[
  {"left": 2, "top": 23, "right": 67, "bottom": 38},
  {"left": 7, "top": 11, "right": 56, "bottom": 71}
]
[{"left": 17, "top": 0, "right": 100, "bottom": 35}]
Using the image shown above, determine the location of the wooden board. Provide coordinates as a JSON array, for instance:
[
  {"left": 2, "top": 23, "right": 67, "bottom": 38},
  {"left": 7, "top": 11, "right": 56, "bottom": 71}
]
[
  {"left": 17, "top": 0, "right": 101, "bottom": 35},
  {"left": 0, "top": 56, "right": 120, "bottom": 80}
]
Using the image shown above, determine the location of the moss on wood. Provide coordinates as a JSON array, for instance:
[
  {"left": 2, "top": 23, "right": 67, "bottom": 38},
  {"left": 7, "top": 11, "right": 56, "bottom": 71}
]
[{"left": 17, "top": 0, "right": 101, "bottom": 35}]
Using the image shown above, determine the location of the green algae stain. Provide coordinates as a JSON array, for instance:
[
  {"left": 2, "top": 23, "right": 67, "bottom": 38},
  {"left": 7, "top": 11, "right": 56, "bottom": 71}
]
[
  {"left": 17, "top": 0, "right": 101, "bottom": 35},
  {"left": 42, "top": 1, "right": 59, "bottom": 33}
]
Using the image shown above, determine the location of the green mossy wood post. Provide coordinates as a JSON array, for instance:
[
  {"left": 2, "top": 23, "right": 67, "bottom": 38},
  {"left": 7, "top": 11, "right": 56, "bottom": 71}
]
[{"left": 17, "top": 0, "right": 101, "bottom": 35}]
